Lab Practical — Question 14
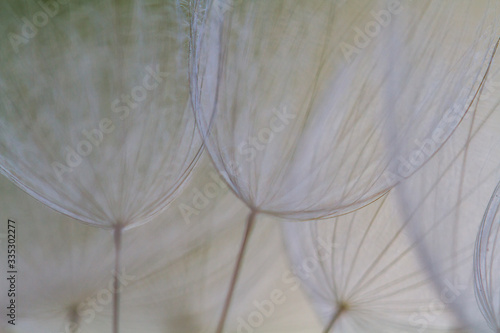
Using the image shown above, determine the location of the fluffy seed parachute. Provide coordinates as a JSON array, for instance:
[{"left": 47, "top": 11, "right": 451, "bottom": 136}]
[
  {"left": 191, "top": 0, "right": 499, "bottom": 220},
  {"left": 189, "top": 0, "right": 500, "bottom": 330},
  {"left": 0, "top": 1, "right": 202, "bottom": 332},
  {"left": 281, "top": 55, "right": 500, "bottom": 332}
]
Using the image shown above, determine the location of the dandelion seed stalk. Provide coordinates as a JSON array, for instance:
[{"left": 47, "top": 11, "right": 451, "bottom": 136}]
[
  {"left": 323, "top": 303, "right": 347, "bottom": 333},
  {"left": 113, "top": 225, "right": 123, "bottom": 333},
  {"left": 68, "top": 304, "right": 81, "bottom": 333},
  {"left": 216, "top": 210, "right": 257, "bottom": 333}
]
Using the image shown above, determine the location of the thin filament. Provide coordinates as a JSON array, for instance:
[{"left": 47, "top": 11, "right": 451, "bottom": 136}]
[
  {"left": 113, "top": 226, "right": 123, "bottom": 333},
  {"left": 216, "top": 210, "right": 257, "bottom": 333},
  {"left": 323, "top": 303, "right": 347, "bottom": 333}
]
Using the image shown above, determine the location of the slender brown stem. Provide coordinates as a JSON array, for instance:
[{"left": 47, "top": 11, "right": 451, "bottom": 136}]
[
  {"left": 68, "top": 304, "right": 81, "bottom": 333},
  {"left": 322, "top": 303, "right": 347, "bottom": 333},
  {"left": 215, "top": 210, "right": 257, "bottom": 333},
  {"left": 113, "top": 226, "right": 123, "bottom": 333}
]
